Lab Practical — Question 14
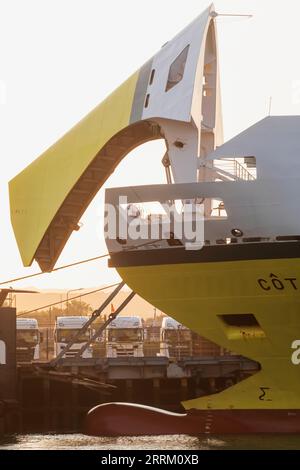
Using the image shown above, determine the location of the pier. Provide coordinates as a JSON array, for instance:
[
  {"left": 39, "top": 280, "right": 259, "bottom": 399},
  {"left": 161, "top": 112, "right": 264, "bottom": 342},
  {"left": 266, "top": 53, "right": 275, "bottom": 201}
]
[{"left": 0, "top": 297, "right": 260, "bottom": 435}]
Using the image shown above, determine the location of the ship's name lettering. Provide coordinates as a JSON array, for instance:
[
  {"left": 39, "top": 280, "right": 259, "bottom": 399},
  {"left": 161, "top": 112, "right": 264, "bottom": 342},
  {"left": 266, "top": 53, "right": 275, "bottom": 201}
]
[{"left": 257, "top": 273, "right": 297, "bottom": 291}]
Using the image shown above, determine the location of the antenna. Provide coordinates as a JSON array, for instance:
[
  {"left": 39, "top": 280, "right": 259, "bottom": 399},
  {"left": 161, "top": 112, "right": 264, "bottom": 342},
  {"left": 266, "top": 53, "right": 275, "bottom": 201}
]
[
  {"left": 211, "top": 12, "right": 253, "bottom": 19},
  {"left": 268, "top": 96, "right": 273, "bottom": 116}
]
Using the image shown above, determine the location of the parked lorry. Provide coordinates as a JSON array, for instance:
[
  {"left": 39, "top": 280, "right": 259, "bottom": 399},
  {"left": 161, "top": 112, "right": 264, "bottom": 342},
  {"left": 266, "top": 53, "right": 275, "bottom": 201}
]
[
  {"left": 16, "top": 318, "right": 41, "bottom": 362},
  {"left": 160, "top": 317, "right": 192, "bottom": 358},
  {"left": 106, "top": 316, "right": 144, "bottom": 357},
  {"left": 54, "top": 316, "right": 93, "bottom": 358}
]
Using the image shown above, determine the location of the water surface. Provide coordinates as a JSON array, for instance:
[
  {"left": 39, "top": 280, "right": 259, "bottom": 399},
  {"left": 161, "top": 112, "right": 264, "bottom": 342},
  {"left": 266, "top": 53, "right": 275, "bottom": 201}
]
[{"left": 1, "top": 434, "right": 300, "bottom": 450}]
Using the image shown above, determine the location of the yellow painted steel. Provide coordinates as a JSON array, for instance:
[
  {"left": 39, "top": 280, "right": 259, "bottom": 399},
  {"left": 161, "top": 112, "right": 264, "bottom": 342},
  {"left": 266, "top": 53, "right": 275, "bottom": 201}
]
[
  {"left": 117, "top": 257, "right": 300, "bottom": 410},
  {"left": 9, "top": 72, "right": 139, "bottom": 266}
]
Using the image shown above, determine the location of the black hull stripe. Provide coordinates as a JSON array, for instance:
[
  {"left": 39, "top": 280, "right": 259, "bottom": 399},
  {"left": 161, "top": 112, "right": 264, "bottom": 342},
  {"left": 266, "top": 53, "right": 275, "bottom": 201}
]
[{"left": 109, "top": 242, "right": 300, "bottom": 268}]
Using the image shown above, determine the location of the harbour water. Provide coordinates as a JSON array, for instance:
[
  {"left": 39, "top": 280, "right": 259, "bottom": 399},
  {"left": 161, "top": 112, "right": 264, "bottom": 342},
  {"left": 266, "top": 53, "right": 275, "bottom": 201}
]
[{"left": 1, "top": 434, "right": 300, "bottom": 450}]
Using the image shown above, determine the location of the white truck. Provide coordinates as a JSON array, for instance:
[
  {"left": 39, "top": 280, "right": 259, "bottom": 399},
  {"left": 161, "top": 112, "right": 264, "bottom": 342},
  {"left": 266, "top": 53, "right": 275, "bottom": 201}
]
[
  {"left": 160, "top": 317, "right": 192, "bottom": 359},
  {"left": 54, "top": 316, "right": 93, "bottom": 358},
  {"left": 16, "top": 318, "right": 41, "bottom": 362},
  {"left": 106, "top": 316, "right": 144, "bottom": 358}
]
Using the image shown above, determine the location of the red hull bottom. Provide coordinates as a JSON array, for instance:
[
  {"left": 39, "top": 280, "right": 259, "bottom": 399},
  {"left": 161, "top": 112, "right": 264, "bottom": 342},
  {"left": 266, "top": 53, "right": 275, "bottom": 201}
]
[{"left": 84, "top": 403, "right": 300, "bottom": 436}]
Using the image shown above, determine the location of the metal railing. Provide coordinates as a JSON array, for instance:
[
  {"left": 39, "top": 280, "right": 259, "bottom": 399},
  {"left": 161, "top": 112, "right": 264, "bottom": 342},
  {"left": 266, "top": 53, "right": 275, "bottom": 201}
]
[{"left": 214, "top": 158, "right": 256, "bottom": 181}]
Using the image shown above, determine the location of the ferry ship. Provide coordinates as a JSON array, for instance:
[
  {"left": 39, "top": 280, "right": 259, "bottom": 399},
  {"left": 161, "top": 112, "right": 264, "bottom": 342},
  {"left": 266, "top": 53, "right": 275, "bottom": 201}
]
[{"left": 9, "top": 4, "right": 300, "bottom": 433}]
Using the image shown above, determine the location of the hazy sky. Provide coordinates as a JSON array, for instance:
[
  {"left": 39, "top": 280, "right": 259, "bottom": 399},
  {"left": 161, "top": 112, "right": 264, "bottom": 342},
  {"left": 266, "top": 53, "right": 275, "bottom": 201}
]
[{"left": 1, "top": 0, "right": 300, "bottom": 290}]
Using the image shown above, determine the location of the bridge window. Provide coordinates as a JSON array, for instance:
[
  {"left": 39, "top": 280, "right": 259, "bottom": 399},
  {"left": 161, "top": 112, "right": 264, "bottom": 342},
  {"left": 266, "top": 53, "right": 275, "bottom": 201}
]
[{"left": 165, "top": 45, "right": 190, "bottom": 92}]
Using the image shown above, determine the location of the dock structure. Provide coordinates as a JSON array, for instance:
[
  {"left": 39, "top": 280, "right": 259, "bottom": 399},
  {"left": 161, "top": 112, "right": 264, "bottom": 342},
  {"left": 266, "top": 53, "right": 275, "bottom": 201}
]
[
  {"left": 0, "top": 287, "right": 260, "bottom": 435},
  {"left": 15, "top": 355, "right": 258, "bottom": 433},
  {"left": 0, "top": 284, "right": 260, "bottom": 435},
  {"left": 43, "top": 355, "right": 258, "bottom": 380},
  {"left": 0, "top": 284, "right": 259, "bottom": 435}
]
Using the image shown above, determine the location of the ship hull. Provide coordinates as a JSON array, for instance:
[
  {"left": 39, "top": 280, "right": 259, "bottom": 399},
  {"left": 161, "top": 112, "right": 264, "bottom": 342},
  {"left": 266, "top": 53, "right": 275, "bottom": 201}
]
[
  {"left": 85, "top": 403, "right": 300, "bottom": 435},
  {"left": 109, "top": 243, "right": 300, "bottom": 415}
]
